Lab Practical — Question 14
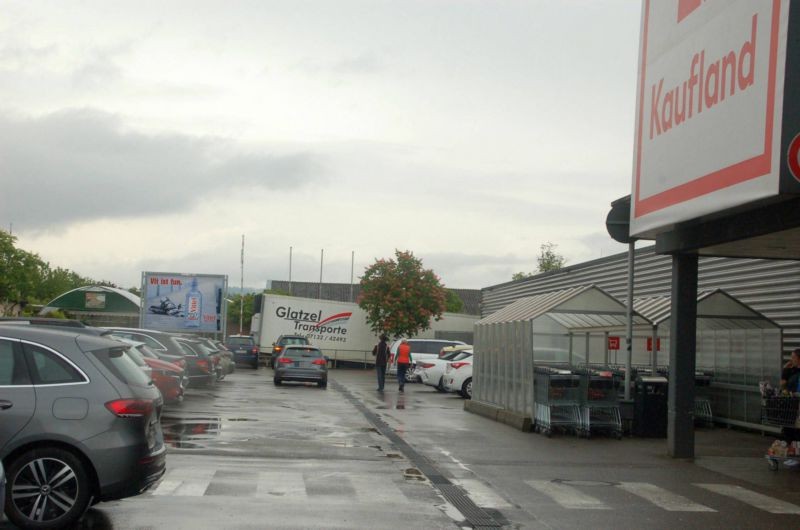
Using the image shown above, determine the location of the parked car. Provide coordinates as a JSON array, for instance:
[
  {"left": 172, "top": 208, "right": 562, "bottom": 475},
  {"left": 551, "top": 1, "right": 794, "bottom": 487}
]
[
  {"left": 0, "top": 460, "right": 5, "bottom": 524},
  {"left": 273, "top": 345, "right": 328, "bottom": 388},
  {"left": 211, "top": 340, "right": 236, "bottom": 374},
  {"left": 419, "top": 349, "right": 473, "bottom": 391},
  {"left": 443, "top": 357, "right": 473, "bottom": 399},
  {"left": 181, "top": 335, "right": 234, "bottom": 375},
  {"left": 270, "top": 335, "right": 311, "bottom": 368},
  {"left": 388, "top": 339, "right": 467, "bottom": 378},
  {"left": 0, "top": 325, "right": 166, "bottom": 529},
  {"left": 226, "top": 334, "right": 259, "bottom": 369},
  {"left": 105, "top": 328, "right": 216, "bottom": 387},
  {"left": 174, "top": 338, "right": 221, "bottom": 385},
  {"left": 115, "top": 339, "right": 188, "bottom": 403}
]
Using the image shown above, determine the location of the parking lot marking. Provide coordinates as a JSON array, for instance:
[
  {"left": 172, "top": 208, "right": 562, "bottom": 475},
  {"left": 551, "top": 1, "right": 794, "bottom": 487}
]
[
  {"left": 256, "top": 472, "right": 308, "bottom": 500},
  {"left": 452, "top": 479, "right": 512, "bottom": 509},
  {"left": 617, "top": 482, "right": 715, "bottom": 512},
  {"left": 151, "top": 479, "right": 182, "bottom": 496},
  {"left": 171, "top": 467, "right": 216, "bottom": 497},
  {"left": 695, "top": 484, "right": 800, "bottom": 514},
  {"left": 525, "top": 480, "right": 610, "bottom": 510}
]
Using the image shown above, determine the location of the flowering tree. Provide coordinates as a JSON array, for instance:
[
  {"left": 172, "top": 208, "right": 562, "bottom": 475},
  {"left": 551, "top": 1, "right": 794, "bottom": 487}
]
[{"left": 358, "top": 250, "right": 447, "bottom": 338}]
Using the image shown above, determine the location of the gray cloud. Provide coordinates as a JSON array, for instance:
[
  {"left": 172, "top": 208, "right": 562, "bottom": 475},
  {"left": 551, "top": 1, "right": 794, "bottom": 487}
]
[{"left": 0, "top": 108, "right": 324, "bottom": 230}]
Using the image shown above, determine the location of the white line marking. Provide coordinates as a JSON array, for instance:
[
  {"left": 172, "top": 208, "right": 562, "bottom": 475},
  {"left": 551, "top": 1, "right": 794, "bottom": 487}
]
[
  {"left": 438, "top": 448, "right": 471, "bottom": 472},
  {"left": 525, "top": 480, "right": 610, "bottom": 510},
  {"left": 256, "top": 472, "right": 308, "bottom": 500},
  {"left": 618, "top": 482, "right": 715, "bottom": 512},
  {"left": 151, "top": 479, "right": 182, "bottom": 496},
  {"left": 172, "top": 467, "right": 216, "bottom": 497},
  {"left": 696, "top": 484, "right": 800, "bottom": 514},
  {"left": 452, "top": 478, "right": 512, "bottom": 509}
]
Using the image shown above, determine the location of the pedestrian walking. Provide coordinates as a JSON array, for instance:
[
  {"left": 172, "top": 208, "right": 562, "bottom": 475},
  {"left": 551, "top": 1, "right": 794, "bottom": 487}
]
[
  {"left": 396, "top": 338, "right": 412, "bottom": 392},
  {"left": 372, "top": 333, "right": 390, "bottom": 391}
]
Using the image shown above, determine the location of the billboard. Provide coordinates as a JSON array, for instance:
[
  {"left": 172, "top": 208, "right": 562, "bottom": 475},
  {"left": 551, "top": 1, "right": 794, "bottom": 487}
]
[
  {"left": 631, "top": 0, "right": 790, "bottom": 237},
  {"left": 140, "top": 272, "right": 227, "bottom": 333}
]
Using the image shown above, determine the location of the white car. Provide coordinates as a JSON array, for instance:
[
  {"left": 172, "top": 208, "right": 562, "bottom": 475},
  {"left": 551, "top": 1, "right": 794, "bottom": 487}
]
[
  {"left": 418, "top": 350, "right": 473, "bottom": 391},
  {"left": 387, "top": 338, "right": 467, "bottom": 378},
  {"left": 443, "top": 358, "right": 473, "bottom": 399}
]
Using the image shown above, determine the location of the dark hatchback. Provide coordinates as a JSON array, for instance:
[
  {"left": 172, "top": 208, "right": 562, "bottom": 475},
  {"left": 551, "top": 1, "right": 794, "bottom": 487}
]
[
  {"left": 226, "top": 335, "right": 259, "bottom": 368},
  {"left": 0, "top": 326, "right": 166, "bottom": 529},
  {"left": 269, "top": 335, "right": 311, "bottom": 368},
  {"left": 273, "top": 346, "right": 327, "bottom": 388}
]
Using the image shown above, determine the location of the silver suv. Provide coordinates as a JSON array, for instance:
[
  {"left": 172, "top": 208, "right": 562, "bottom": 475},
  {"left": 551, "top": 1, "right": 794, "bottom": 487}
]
[{"left": 0, "top": 326, "right": 166, "bottom": 529}]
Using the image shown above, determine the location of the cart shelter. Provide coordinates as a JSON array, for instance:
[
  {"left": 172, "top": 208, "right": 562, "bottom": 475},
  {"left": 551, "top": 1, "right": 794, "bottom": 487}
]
[
  {"left": 40, "top": 285, "right": 141, "bottom": 327},
  {"left": 632, "top": 289, "right": 782, "bottom": 430},
  {"left": 467, "top": 285, "right": 650, "bottom": 430}
]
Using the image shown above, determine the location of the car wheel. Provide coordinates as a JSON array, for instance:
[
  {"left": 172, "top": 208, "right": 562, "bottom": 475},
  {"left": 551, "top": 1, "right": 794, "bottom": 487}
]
[
  {"left": 273, "top": 377, "right": 282, "bottom": 385},
  {"left": 461, "top": 378, "right": 472, "bottom": 399},
  {"left": 252, "top": 361, "right": 259, "bottom": 370},
  {"left": 436, "top": 376, "right": 446, "bottom": 392},
  {"left": 5, "top": 447, "right": 92, "bottom": 530}
]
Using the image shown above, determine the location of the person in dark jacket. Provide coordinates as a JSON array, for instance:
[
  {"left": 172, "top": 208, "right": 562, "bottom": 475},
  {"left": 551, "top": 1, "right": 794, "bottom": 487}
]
[{"left": 372, "top": 334, "right": 390, "bottom": 391}]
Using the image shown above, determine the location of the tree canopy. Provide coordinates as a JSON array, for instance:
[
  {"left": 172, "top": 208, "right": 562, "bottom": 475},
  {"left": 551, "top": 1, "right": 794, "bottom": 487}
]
[
  {"left": 358, "top": 250, "right": 447, "bottom": 338},
  {"left": 512, "top": 242, "right": 566, "bottom": 281},
  {"left": 0, "top": 230, "right": 131, "bottom": 316}
]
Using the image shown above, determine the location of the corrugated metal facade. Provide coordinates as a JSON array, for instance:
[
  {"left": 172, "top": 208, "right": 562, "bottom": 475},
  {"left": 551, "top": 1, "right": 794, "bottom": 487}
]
[{"left": 481, "top": 246, "right": 800, "bottom": 353}]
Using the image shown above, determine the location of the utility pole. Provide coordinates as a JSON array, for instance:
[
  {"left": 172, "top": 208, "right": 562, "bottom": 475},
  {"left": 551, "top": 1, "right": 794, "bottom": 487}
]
[
  {"left": 318, "top": 249, "right": 324, "bottom": 299},
  {"left": 350, "top": 251, "right": 355, "bottom": 302},
  {"left": 289, "top": 246, "right": 293, "bottom": 296},
  {"left": 240, "top": 234, "right": 244, "bottom": 335}
]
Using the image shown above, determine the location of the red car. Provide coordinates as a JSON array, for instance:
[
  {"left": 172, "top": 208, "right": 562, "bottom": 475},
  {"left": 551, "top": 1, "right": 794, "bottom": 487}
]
[{"left": 123, "top": 342, "right": 189, "bottom": 402}]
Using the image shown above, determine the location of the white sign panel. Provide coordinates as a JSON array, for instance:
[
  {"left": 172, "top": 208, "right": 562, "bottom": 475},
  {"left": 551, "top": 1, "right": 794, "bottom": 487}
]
[
  {"left": 254, "top": 295, "right": 477, "bottom": 359},
  {"left": 631, "top": 0, "right": 789, "bottom": 237}
]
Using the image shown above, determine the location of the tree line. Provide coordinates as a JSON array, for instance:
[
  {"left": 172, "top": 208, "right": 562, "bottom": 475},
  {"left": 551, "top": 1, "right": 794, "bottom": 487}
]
[{"left": 0, "top": 230, "right": 136, "bottom": 316}]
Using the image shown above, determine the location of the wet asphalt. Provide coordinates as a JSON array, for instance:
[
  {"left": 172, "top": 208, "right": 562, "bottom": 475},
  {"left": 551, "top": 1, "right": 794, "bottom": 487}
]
[{"left": 3, "top": 367, "right": 800, "bottom": 529}]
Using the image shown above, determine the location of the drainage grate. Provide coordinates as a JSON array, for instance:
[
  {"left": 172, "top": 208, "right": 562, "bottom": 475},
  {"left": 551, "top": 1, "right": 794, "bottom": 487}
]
[{"left": 333, "top": 381, "right": 502, "bottom": 528}]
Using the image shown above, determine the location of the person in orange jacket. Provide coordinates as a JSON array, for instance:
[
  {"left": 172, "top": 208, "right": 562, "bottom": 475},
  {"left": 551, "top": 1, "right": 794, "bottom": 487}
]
[{"left": 396, "top": 339, "right": 412, "bottom": 392}]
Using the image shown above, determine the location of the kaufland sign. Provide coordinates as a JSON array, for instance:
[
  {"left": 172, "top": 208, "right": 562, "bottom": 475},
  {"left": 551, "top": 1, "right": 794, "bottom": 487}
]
[{"left": 631, "top": 0, "right": 795, "bottom": 237}]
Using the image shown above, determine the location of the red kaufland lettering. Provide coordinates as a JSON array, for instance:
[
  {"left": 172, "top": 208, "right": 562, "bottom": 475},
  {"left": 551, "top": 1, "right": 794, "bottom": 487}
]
[{"left": 650, "top": 14, "right": 757, "bottom": 140}]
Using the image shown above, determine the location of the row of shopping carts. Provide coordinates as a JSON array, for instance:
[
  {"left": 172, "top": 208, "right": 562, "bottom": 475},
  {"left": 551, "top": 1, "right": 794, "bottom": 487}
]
[
  {"left": 533, "top": 366, "right": 622, "bottom": 439},
  {"left": 533, "top": 366, "right": 715, "bottom": 439}
]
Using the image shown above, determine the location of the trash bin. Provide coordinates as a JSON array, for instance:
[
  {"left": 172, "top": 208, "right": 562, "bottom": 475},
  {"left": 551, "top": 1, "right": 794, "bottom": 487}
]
[{"left": 633, "top": 375, "right": 668, "bottom": 438}]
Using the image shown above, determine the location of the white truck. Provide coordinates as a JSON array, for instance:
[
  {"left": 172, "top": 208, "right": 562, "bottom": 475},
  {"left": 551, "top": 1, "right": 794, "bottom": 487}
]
[{"left": 251, "top": 294, "right": 477, "bottom": 366}]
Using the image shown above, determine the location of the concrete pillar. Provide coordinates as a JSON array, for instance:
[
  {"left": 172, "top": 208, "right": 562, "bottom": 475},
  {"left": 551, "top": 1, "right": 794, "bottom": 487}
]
[{"left": 668, "top": 253, "right": 698, "bottom": 459}]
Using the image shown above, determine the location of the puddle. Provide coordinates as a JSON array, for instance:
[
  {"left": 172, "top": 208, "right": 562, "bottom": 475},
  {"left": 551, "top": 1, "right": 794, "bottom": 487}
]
[
  {"left": 403, "top": 468, "right": 426, "bottom": 481},
  {"left": 161, "top": 416, "right": 222, "bottom": 449},
  {"left": 226, "top": 418, "right": 257, "bottom": 422}
]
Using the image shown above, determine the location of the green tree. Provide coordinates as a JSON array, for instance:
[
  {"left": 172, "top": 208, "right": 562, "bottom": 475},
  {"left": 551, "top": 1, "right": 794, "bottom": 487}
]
[
  {"left": 0, "top": 230, "right": 112, "bottom": 315},
  {"left": 512, "top": 242, "right": 567, "bottom": 280},
  {"left": 227, "top": 292, "right": 256, "bottom": 332},
  {"left": 537, "top": 242, "right": 566, "bottom": 272},
  {"left": 358, "top": 250, "right": 447, "bottom": 338},
  {"left": 445, "top": 289, "right": 464, "bottom": 313}
]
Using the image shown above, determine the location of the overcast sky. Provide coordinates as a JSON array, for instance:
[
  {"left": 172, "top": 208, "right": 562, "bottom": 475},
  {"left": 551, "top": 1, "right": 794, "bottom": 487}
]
[{"left": 0, "top": 0, "right": 641, "bottom": 291}]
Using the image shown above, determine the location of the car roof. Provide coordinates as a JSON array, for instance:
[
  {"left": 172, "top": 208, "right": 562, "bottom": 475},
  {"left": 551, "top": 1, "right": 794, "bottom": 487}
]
[{"left": 0, "top": 324, "right": 124, "bottom": 350}]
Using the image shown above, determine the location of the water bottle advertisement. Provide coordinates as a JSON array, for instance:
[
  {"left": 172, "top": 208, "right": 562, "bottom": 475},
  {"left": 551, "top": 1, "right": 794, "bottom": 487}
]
[{"left": 140, "top": 271, "right": 227, "bottom": 333}]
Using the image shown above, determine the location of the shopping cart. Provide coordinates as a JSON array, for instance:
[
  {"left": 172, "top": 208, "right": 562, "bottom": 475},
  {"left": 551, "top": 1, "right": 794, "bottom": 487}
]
[
  {"left": 533, "top": 366, "right": 581, "bottom": 437},
  {"left": 762, "top": 397, "right": 800, "bottom": 470},
  {"left": 694, "top": 372, "right": 714, "bottom": 428},
  {"left": 577, "top": 369, "right": 622, "bottom": 439}
]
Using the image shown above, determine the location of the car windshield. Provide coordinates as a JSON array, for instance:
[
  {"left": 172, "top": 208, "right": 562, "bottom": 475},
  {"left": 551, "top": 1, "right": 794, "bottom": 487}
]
[
  {"left": 228, "top": 337, "right": 254, "bottom": 347},
  {"left": 90, "top": 346, "right": 152, "bottom": 388},
  {"left": 281, "top": 337, "right": 309, "bottom": 345},
  {"left": 286, "top": 347, "right": 321, "bottom": 358},
  {"left": 124, "top": 347, "right": 147, "bottom": 367}
]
